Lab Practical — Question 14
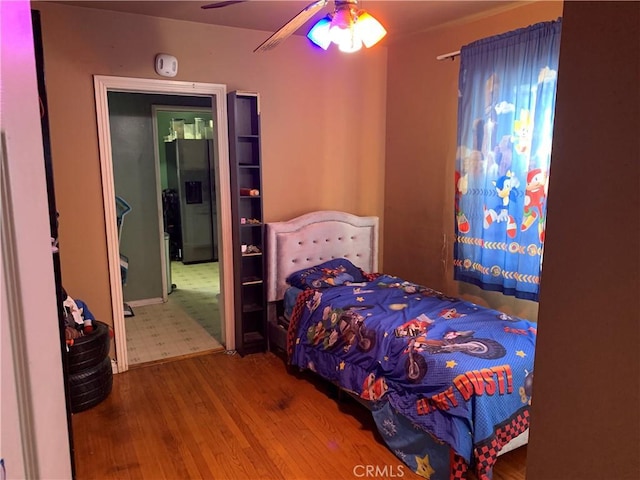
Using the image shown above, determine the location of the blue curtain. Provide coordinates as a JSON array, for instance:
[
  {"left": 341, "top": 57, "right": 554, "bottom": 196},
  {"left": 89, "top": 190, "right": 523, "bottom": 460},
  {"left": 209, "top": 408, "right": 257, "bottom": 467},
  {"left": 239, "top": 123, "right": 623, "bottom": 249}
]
[{"left": 453, "top": 19, "right": 562, "bottom": 301}]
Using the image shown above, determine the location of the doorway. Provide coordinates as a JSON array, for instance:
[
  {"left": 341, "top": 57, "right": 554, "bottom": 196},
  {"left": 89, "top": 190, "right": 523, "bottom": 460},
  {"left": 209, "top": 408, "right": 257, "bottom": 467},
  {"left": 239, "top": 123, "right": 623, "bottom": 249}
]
[
  {"left": 110, "top": 95, "right": 225, "bottom": 365},
  {"left": 153, "top": 104, "right": 219, "bottom": 291},
  {"left": 94, "top": 76, "right": 235, "bottom": 373}
]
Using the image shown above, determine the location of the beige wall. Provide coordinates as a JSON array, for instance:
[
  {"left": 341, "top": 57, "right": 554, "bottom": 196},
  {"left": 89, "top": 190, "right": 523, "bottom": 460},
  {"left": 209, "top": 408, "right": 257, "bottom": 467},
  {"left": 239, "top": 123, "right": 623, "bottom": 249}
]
[
  {"left": 527, "top": 2, "right": 639, "bottom": 477},
  {"left": 11, "top": 1, "right": 640, "bottom": 476},
  {"left": 384, "top": 1, "right": 563, "bottom": 321},
  {"left": 34, "top": 2, "right": 388, "bottom": 325},
  {"left": 1, "top": 1, "right": 72, "bottom": 476}
]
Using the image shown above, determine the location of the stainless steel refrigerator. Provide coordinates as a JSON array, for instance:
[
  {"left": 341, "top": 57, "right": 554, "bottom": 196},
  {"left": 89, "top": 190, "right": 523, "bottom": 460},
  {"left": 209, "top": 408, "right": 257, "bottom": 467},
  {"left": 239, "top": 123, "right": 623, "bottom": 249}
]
[{"left": 165, "top": 139, "right": 217, "bottom": 264}]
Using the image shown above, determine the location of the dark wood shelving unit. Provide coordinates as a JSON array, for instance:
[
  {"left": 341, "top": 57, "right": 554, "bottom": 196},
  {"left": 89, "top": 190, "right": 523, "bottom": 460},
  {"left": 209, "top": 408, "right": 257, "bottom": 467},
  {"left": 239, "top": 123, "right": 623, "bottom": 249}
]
[{"left": 228, "top": 91, "right": 267, "bottom": 356}]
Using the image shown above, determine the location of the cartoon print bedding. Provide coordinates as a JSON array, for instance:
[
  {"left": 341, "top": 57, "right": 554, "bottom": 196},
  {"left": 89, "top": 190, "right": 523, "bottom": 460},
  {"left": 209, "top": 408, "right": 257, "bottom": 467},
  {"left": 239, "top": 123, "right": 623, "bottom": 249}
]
[{"left": 287, "top": 274, "right": 535, "bottom": 479}]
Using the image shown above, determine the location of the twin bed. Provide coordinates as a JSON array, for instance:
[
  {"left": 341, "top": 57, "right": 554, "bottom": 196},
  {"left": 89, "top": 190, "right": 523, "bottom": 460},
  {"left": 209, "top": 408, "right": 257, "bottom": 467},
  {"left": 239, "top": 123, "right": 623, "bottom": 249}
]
[{"left": 266, "top": 211, "right": 533, "bottom": 479}]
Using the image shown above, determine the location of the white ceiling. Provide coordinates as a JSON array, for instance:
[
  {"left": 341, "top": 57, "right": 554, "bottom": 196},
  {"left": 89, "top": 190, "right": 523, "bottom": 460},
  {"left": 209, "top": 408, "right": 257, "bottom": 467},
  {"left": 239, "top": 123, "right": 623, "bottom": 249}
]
[{"left": 53, "top": 0, "right": 521, "bottom": 45}]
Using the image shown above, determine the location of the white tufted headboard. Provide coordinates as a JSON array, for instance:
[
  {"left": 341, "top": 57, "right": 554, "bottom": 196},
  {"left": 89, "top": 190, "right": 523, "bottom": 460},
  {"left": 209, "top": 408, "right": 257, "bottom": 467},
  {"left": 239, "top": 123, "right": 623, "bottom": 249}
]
[{"left": 266, "top": 211, "right": 379, "bottom": 302}]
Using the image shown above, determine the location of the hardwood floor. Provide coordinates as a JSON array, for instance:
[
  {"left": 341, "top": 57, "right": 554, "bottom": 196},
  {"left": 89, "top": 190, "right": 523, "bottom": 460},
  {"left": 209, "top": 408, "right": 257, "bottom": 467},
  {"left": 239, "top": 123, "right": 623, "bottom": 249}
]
[{"left": 71, "top": 351, "right": 526, "bottom": 479}]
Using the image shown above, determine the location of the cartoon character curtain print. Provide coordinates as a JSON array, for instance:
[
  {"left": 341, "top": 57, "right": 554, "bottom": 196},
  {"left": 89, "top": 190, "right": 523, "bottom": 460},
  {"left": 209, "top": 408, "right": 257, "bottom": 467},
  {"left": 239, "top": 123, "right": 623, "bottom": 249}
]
[{"left": 453, "top": 19, "right": 562, "bottom": 301}]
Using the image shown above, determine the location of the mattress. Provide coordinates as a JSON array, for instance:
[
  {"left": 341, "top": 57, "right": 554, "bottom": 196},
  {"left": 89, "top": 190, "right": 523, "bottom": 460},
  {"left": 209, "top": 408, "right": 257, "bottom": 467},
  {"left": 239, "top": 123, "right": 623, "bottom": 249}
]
[
  {"left": 283, "top": 286, "right": 304, "bottom": 321},
  {"left": 267, "top": 286, "right": 303, "bottom": 352}
]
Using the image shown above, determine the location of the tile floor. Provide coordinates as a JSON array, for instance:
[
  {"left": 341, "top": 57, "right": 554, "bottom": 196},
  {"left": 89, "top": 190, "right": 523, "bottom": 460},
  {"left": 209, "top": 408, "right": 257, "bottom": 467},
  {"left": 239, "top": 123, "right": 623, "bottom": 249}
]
[{"left": 126, "top": 261, "right": 224, "bottom": 365}]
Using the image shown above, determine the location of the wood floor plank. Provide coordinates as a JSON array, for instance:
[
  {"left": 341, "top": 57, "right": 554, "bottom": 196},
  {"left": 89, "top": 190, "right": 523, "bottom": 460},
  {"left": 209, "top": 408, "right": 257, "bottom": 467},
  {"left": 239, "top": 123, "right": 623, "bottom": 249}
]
[
  {"left": 188, "top": 375, "right": 291, "bottom": 478},
  {"left": 143, "top": 364, "right": 210, "bottom": 479},
  {"left": 72, "top": 351, "right": 526, "bottom": 479},
  {"left": 159, "top": 360, "right": 255, "bottom": 477}
]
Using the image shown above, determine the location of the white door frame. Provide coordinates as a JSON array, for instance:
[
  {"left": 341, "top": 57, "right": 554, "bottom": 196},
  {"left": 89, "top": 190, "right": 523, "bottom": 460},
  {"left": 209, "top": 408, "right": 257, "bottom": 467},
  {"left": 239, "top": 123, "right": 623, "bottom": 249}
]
[{"left": 93, "top": 75, "right": 234, "bottom": 372}]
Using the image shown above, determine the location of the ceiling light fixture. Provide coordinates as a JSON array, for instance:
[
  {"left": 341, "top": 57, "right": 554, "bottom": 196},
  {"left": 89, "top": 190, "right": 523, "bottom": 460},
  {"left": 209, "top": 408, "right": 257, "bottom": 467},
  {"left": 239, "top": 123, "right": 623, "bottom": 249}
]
[{"left": 307, "top": 0, "right": 386, "bottom": 53}]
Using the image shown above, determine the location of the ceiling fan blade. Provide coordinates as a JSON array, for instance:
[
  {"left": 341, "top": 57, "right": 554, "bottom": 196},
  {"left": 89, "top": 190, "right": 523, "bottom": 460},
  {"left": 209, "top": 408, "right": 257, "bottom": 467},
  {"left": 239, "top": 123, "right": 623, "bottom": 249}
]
[
  {"left": 201, "top": 1, "right": 246, "bottom": 9},
  {"left": 254, "top": 0, "right": 329, "bottom": 53}
]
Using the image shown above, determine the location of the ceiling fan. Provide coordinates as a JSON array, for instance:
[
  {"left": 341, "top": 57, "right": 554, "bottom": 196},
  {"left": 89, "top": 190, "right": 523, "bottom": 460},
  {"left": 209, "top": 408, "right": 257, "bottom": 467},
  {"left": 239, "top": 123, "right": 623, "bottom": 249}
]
[
  {"left": 201, "top": 0, "right": 386, "bottom": 53},
  {"left": 201, "top": 1, "right": 248, "bottom": 9}
]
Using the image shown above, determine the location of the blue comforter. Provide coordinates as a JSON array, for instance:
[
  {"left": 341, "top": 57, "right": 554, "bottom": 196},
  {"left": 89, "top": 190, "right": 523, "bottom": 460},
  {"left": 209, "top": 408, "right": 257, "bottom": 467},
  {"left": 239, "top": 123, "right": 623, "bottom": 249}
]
[{"left": 289, "top": 275, "right": 535, "bottom": 478}]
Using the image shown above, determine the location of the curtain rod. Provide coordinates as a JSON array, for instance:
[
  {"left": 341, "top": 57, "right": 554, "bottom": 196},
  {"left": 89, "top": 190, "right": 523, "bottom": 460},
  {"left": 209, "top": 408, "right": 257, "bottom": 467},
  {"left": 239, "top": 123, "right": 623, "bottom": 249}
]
[{"left": 436, "top": 50, "right": 460, "bottom": 61}]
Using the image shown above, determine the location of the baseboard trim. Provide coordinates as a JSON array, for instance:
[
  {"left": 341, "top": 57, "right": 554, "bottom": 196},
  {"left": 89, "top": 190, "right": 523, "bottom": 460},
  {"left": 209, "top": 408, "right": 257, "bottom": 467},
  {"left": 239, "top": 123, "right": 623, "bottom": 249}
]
[{"left": 127, "top": 297, "right": 164, "bottom": 308}]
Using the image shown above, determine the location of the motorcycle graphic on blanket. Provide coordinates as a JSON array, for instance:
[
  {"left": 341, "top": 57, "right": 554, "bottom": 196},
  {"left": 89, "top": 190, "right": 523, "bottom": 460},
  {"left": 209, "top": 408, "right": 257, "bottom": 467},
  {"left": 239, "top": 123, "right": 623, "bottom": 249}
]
[
  {"left": 308, "top": 305, "right": 376, "bottom": 353},
  {"left": 400, "top": 330, "right": 507, "bottom": 383},
  {"left": 337, "top": 306, "right": 377, "bottom": 352}
]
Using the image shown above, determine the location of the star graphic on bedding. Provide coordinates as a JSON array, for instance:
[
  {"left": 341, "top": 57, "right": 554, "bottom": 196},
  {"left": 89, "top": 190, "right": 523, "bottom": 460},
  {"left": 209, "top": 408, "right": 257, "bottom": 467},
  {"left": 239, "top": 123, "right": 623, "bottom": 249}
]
[
  {"left": 516, "top": 350, "right": 527, "bottom": 358},
  {"left": 339, "top": 361, "right": 346, "bottom": 370},
  {"left": 415, "top": 453, "right": 435, "bottom": 478},
  {"left": 382, "top": 418, "right": 398, "bottom": 437},
  {"left": 446, "top": 360, "right": 458, "bottom": 368},
  {"left": 394, "top": 449, "right": 407, "bottom": 461},
  {"left": 356, "top": 296, "right": 365, "bottom": 302}
]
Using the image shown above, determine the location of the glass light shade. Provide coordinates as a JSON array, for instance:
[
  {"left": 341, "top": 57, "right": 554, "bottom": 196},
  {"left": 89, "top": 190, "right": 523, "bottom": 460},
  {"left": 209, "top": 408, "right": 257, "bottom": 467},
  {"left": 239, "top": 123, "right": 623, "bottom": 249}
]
[
  {"left": 330, "top": 26, "right": 353, "bottom": 47},
  {"left": 330, "top": 7, "right": 354, "bottom": 30},
  {"left": 355, "top": 11, "right": 387, "bottom": 48},
  {"left": 338, "top": 33, "right": 362, "bottom": 53},
  {"left": 307, "top": 16, "right": 332, "bottom": 50},
  {"left": 329, "top": 6, "right": 355, "bottom": 44},
  {"left": 306, "top": 7, "right": 386, "bottom": 53}
]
